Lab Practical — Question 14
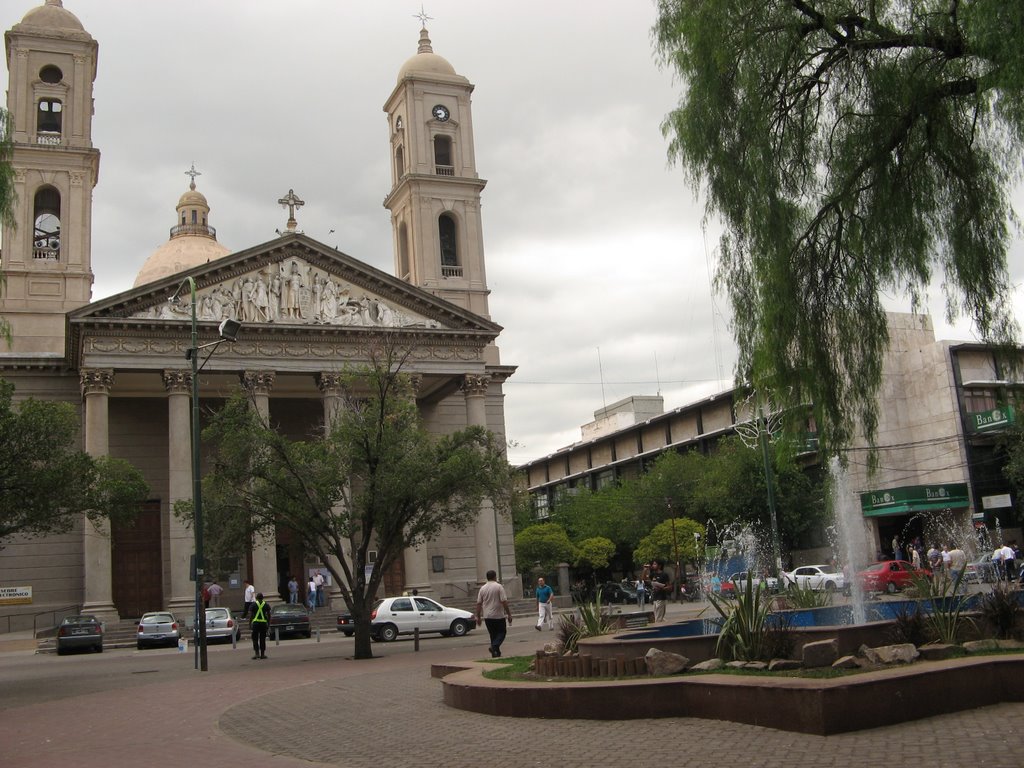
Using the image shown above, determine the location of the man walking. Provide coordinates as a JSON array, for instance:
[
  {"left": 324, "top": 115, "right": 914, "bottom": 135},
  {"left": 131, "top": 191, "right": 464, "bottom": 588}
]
[
  {"left": 535, "top": 577, "right": 554, "bottom": 631},
  {"left": 250, "top": 592, "right": 271, "bottom": 660},
  {"left": 475, "top": 570, "right": 512, "bottom": 658}
]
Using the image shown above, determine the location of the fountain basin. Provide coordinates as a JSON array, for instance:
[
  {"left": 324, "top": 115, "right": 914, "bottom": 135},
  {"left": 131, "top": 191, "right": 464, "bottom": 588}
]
[{"left": 437, "top": 654, "right": 1024, "bottom": 734}]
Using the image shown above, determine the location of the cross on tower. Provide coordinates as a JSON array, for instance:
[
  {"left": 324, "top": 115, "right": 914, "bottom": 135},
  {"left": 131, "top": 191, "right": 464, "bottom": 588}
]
[
  {"left": 185, "top": 162, "right": 201, "bottom": 190},
  {"left": 414, "top": 5, "right": 433, "bottom": 28},
  {"left": 277, "top": 188, "right": 305, "bottom": 232}
]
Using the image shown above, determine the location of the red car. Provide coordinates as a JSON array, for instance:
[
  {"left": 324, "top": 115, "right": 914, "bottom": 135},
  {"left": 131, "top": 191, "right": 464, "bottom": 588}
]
[{"left": 857, "top": 560, "right": 930, "bottom": 594}]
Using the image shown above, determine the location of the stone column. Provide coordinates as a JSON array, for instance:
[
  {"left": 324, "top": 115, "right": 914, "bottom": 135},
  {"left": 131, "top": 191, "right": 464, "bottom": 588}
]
[
  {"left": 463, "top": 374, "right": 498, "bottom": 580},
  {"left": 80, "top": 369, "right": 119, "bottom": 621},
  {"left": 394, "top": 373, "right": 432, "bottom": 595},
  {"left": 242, "top": 371, "right": 280, "bottom": 603},
  {"left": 317, "top": 372, "right": 348, "bottom": 606},
  {"left": 163, "top": 370, "right": 196, "bottom": 614}
]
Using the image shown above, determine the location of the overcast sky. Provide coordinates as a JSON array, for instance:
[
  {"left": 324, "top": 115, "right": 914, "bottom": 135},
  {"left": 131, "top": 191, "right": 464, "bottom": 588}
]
[{"left": 2, "top": 1, "right": 1021, "bottom": 466}]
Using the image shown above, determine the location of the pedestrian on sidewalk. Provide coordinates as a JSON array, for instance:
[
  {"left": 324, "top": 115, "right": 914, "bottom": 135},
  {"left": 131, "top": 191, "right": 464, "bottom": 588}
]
[
  {"left": 307, "top": 575, "right": 317, "bottom": 612},
  {"left": 241, "top": 579, "right": 255, "bottom": 620},
  {"left": 250, "top": 592, "right": 270, "bottom": 660},
  {"left": 207, "top": 579, "right": 223, "bottom": 608},
  {"left": 650, "top": 561, "right": 671, "bottom": 622},
  {"left": 476, "top": 570, "right": 512, "bottom": 658},
  {"left": 535, "top": 577, "right": 554, "bottom": 631},
  {"left": 287, "top": 575, "right": 298, "bottom": 604},
  {"left": 314, "top": 570, "right": 326, "bottom": 607}
]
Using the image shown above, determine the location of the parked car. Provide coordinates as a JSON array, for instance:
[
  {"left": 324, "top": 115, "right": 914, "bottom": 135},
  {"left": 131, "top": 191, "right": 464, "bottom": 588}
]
[
  {"left": 137, "top": 612, "right": 184, "bottom": 649},
  {"left": 965, "top": 553, "right": 998, "bottom": 584},
  {"left": 728, "top": 572, "right": 779, "bottom": 593},
  {"left": 857, "top": 560, "right": 930, "bottom": 594},
  {"left": 339, "top": 596, "right": 474, "bottom": 642},
  {"left": 268, "top": 603, "right": 312, "bottom": 639},
  {"left": 196, "top": 607, "right": 241, "bottom": 643},
  {"left": 55, "top": 614, "right": 103, "bottom": 655},
  {"left": 598, "top": 582, "right": 640, "bottom": 604},
  {"left": 781, "top": 564, "right": 845, "bottom": 592}
]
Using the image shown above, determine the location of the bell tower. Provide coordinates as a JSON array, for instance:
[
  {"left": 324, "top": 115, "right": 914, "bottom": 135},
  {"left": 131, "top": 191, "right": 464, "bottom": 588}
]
[
  {"left": 1, "top": 0, "right": 98, "bottom": 354},
  {"left": 383, "top": 25, "right": 490, "bottom": 319}
]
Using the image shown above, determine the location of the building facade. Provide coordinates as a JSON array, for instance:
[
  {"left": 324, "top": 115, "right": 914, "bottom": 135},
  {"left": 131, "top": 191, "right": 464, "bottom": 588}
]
[
  {"left": 521, "top": 314, "right": 1023, "bottom": 568},
  {"left": 0, "top": 1, "right": 518, "bottom": 631}
]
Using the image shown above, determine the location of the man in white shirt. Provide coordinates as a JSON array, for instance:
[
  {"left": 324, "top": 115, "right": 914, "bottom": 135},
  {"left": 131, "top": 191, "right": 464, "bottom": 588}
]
[
  {"left": 475, "top": 570, "right": 512, "bottom": 658},
  {"left": 242, "top": 579, "right": 256, "bottom": 620}
]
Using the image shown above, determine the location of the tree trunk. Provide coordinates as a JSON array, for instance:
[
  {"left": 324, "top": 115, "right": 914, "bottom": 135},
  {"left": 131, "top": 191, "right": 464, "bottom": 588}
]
[{"left": 353, "top": 618, "right": 374, "bottom": 659}]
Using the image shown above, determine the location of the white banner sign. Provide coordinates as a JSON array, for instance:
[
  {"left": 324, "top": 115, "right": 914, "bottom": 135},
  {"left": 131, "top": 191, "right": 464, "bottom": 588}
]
[{"left": 0, "top": 586, "right": 32, "bottom": 605}]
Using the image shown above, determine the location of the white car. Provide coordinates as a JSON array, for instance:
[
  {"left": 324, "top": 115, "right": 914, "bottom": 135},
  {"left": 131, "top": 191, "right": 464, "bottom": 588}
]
[
  {"left": 781, "top": 564, "right": 845, "bottom": 592},
  {"left": 354, "top": 596, "right": 476, "bottom": 642},
  {"left": 728, "top": 572, "right": 779, "bottom": 592}
]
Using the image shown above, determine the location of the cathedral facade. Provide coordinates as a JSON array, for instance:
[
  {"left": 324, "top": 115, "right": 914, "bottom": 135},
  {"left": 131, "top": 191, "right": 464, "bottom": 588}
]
[{"left": 0, "top": 1, "right": 518, "bottom": 627}]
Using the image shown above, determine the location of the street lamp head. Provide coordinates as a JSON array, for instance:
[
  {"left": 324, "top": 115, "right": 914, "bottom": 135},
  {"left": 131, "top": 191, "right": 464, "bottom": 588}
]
[{"left": 218, "top": 318, "right": 241, "bottom": 342}]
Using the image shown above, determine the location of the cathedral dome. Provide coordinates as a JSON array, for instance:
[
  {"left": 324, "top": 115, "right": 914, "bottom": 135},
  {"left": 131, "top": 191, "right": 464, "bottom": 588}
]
[
  {"left": 397, "top": 28, "right": 458, "bottom": 82},
  {"left": 133, "top": 174, "right": 229, "bottom": 288},
  {"left": 18, "top": 1, "right": 86, "bottom": 32}
]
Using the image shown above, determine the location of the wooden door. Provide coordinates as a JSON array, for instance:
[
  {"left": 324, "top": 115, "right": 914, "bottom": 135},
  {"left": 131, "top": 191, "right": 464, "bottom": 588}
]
[{"left": 112, "top": 502, "right": 163, "bottom": 618}]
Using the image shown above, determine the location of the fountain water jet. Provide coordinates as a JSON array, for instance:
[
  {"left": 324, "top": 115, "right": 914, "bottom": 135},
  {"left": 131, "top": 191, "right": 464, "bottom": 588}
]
[{"left": 829, "top": 457, "right": 868, "bottom": 624}]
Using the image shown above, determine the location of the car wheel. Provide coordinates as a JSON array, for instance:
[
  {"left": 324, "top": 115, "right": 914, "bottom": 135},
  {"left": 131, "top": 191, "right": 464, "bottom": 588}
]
[
  {"left": 824, "top": 581, "right": 836, "bottom": 592},
  {"left": 379, "top": 623, "right": 398, "bottom": 642},
  {"left": 343, "top": 631, "right": 353, "bottom": 637},
  {"left": 450, "top": 619, "right": 470, "bottom": 637},
  {"left": 137, "top": 642, "right": 144, "bottom": 650},
  {"left": 886, "top": 581, "right": 898, "bottom": 594},
  {"left": 95, "top": 644, "right": 103, "bottom": 653},
  {"left": 304, "top": 630, "right": 312, "bottom": 639},
  {"left": 56, "top": 646, "right": 65, "bottom": 656}
]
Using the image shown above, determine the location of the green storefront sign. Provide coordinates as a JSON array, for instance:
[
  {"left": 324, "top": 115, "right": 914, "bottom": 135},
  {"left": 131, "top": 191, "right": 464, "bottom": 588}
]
[
  {"left": 860, "top": 483, "right": 969, "bottom": 518},
  {"left": 967, "top": 405, "right": 1015, "bottom": 433}
]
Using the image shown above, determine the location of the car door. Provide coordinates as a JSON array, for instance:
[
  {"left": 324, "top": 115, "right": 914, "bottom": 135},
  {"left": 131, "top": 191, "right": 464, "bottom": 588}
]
[
  {"left": 795, "top": 567, "right": 815, "bottom": 589},
  {"left": 381, "top": 597, "right": 416, "bottom": 633},
  {"left": 413, "top": 597, "right": 449, "bottom": 632}
]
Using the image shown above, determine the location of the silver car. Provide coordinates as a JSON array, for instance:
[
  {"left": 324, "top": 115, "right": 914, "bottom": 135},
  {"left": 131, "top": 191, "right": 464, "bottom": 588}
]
[
  {"left": 197, "top": 607, "right": 241, "bottom": 643},
  {"left": 137, "top": 611, "right": 184, "bottom": 649}
]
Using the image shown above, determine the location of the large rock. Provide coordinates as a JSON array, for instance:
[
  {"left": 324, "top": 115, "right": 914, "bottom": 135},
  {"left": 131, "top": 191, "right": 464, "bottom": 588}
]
[
  {"left": 768, "top": 658, "right": 802, "bottom": 671},
  {"left": 963, "top": 638, "right": 1024, "bottom": 653},
  {"left": 645, "top": 647, "right": 689, "bottom": 676},
  {"left": 832, "top": 655, "right": 859, "bottom": 669},
  {"left": 917, "top": 643, "right": 958, "bottom": 661},
  {"left": 691, "top": 658, "right": 724, "bottom": 671},
  {"left": 802, "top": 638, "right": 839, "bottom": 668},
  {"left": 860, "top": 643, "right": 918, "bottom": 665}
]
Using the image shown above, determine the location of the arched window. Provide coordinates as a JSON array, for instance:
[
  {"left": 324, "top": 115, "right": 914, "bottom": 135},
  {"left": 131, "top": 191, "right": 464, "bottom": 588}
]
[
  {"left": 37, "top": 99, "right": 62, "bottom": 137},
  {"left": 33, "top": 186, "right": 61, "bottom": 260},
  {"left": 434, "top": 136, "right": 453, "bottom": 176},
  {"left": 438, "top": 214, "right": 460, "bottom": 276},
  {"left": 395, "top": 145, "right": 405, "bottom": 179},
  {"left": 398, "top": 222, "right": 410, "bottom": 279}
]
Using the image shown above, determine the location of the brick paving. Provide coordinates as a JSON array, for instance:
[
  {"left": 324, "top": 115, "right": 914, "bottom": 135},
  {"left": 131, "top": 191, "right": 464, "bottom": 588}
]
[{"left": 3, "top": 600, "right": 1023, "bottom": 768}]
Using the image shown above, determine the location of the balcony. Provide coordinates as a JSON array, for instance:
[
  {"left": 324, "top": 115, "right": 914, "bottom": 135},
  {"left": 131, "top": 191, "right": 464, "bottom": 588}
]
[
  {"left": 170, "top": 223, "right": 217, "bottom": 238},
  {"left": 36, "top": 132, "right": 61, "bottom": 146},
  {"left": 441, "top": 264, "right": 463, "bottom": 278},
  {"left": 435, "top": 165, "right": 454, "bottom": 177},
  {"left": 33, "top": 245, "right": 59, "bottom": 260}
]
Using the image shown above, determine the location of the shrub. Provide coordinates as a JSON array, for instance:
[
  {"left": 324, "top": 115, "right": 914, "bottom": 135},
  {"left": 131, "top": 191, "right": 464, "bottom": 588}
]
[
  {"left": 783, "top": 581, "right": 833, "bottom": 609},
  {"left": 978, "top": 583, "right": 1020, "bottom": 640},
  {"left": 557, "top": 589, "right": 614, "bottom": 654},
  {"left": 911, "top": 570, "right": 973, "bottom": 644},
  {"left": 708, "top": 571, "right": 776, "bottom": 661},
  {"left": 888, "top": 603, "right": 930, "bottom": 646}
]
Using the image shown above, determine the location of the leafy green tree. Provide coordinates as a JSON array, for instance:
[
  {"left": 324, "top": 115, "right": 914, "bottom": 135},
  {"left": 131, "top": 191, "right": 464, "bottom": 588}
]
[
  {"left": 0, "top": 379, "right": 149, "bottom": 545},
  {"left": 654, "top": 0, "right": 1022, "bottom": 454},
  {"left": 514, "top": 522, "right": 575, "bottom": 575},
  {"left": 183, "top": 342, "right": 513, "bottom": 660},
  {"left": 634, "top": 517, "right": 705, "bottom": 571},
  {"left": 574, "top": 536, "right": 616, "bottom": 571}
]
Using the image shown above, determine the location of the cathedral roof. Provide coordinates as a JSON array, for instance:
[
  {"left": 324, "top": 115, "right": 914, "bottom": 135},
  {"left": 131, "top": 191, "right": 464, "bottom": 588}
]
[
  {"left": 397, "top": 28, "right": 465, "bottom": 83},
  {"left": 16, "top": 0, "right": 86, "bottom": 33},
  {"left": 133, "top": 177, "right": 229, "bottom": 288}
]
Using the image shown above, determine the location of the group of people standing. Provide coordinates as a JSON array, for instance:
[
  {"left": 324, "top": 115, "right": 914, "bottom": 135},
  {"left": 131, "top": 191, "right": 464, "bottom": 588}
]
[{"left": 284, "top": 571, "right": 327, "bottom": 610}]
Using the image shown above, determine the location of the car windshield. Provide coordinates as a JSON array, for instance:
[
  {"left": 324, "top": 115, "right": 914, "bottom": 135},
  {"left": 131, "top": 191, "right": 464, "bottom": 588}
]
[
  {"left": 141, "top": 614, "right": 173, "bottom": 624},
  {"left": 274, "top": 605, "right": 305, "bottom": 616},
  {"left": 63, "top": 615, "right": 98, "bottom": 625},
  {"left": 205, "top": 609, "right": 229, "bottom": 620},
  {"left": 818, "top": 565, "right": 838, "bottom": 574}
]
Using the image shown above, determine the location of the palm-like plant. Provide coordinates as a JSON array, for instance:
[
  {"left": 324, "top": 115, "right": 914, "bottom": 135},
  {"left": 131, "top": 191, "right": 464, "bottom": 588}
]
[{"left": 708, "top": 571, "right": 774, "bottom": 661}]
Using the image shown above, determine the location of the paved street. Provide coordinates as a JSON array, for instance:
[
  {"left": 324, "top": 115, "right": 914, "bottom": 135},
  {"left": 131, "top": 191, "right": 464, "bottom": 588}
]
[{"left": 2, "top": 604, "right": 1022, "bottom": 768}]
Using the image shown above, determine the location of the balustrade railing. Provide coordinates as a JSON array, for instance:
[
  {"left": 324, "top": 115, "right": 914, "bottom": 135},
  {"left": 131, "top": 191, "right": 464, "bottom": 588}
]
[
  {"left": 441, "top": 264, "right": 463, "bottom": 278},
  {"left": 435, "top": 165, "right": 454, "bottom": 176}
]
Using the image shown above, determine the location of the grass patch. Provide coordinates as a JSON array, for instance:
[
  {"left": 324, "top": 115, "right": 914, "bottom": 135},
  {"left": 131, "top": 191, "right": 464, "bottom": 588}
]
[{"left": 480, "top": 655, "right": 534, "bottom": 680}]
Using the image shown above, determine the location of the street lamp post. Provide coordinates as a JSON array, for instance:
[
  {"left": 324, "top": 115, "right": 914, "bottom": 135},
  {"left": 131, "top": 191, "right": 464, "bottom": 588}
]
[{"left": 170, "top": 277, "right": 241, "bottom": 672}]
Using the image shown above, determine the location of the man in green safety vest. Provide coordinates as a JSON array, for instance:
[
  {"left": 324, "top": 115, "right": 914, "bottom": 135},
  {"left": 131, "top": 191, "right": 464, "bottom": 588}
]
[{"left": 250, "top": 592, "right": 271, "bottom": 660}]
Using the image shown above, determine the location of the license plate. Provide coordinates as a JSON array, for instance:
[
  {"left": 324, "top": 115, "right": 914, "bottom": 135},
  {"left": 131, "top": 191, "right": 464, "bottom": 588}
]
[
  {"left": 285, "top": 624, "right": 295, "bottom": 631},
  {"left": 72, "top": 628, "right": 90, "bottom": 635}
]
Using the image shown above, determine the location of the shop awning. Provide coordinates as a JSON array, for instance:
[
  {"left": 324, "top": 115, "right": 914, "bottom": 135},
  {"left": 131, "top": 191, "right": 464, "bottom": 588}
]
[{"left": 859, "top": 483, "right": 969, "bottom": 518}]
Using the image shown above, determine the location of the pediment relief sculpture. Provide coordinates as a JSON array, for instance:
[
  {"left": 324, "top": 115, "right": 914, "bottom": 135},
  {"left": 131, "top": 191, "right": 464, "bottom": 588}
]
[{"left": 130, "top": 257, "right": 443, "bottom": 330}]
